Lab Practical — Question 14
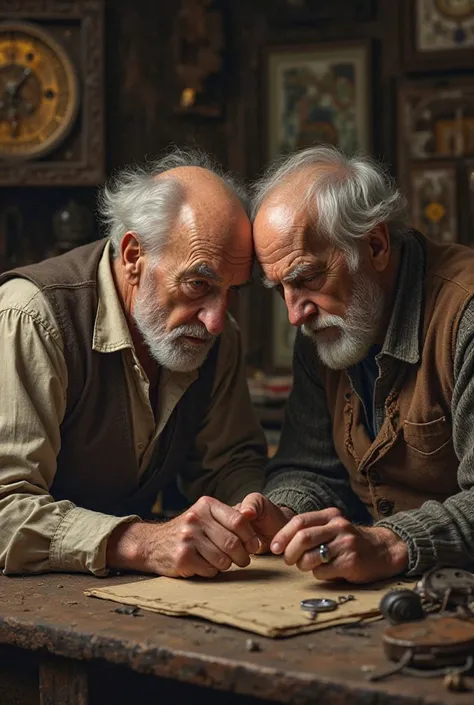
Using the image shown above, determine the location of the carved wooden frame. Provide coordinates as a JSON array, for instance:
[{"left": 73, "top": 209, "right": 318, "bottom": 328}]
[
  {"left": 401, "top": 0, "right": 474, "bottom": 71},
  {"left": 0, "top": 0, "right": 104, "bottom": 186}
]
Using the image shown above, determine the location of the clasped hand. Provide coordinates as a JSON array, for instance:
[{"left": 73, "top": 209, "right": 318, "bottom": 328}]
[
  {"left": 108, "top": 493, "right": 408, "bottom": 581},
  {"left": 107, "top": 495, "right": 261, "bottom": 578},
  {"left": 238, "top": 493, "right": 409, "bottom": 583}
]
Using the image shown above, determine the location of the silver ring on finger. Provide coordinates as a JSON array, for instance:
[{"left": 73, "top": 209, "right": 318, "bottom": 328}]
[{"left": 318, "top": 543, "right": 331, "bottom": 564}]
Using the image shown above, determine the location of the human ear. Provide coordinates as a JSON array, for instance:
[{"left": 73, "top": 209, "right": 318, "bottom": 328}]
[
  {"left": 367, "top": 223, "right": 390, "bottom": 272},
  {"left": 120, "top": 232, "right": 144, "bottom": 285}
]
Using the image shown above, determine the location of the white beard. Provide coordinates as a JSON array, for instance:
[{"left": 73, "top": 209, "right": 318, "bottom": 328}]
[
  {"left": 301, "top": 270, "right": 384, "bottom": 370},
  {"left": 133, "top": 270, "right": 216, "bottom": 372}
]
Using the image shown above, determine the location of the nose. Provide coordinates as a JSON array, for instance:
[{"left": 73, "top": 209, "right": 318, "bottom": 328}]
[
  {"left": 196, "top": 296, "right": 228, "bottom": 336},
  {"left": 285, "top": 290, "right": 318, "bottom": 327}
]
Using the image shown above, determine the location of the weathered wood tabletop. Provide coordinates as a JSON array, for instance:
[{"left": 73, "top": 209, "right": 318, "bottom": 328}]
[{"left": 0, "top": 572, "right": 472, "bottom": 705}]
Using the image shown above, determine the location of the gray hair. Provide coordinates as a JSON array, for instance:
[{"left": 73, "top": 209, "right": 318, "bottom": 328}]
[
  {"left": 98, "top": 147, "right": 248, "bottom": 259},
  {"left": 251, "top": 145, "right": 408, "bottom": 271}
]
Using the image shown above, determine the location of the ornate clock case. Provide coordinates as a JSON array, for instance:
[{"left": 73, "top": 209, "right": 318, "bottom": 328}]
[{"left": 0, "top": 0, "right": 104, "bottom": 185}]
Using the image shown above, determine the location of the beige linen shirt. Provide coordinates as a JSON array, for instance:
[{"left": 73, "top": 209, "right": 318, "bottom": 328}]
[{"left": 0, "top": 243, "right": 266, "bottom": 576}]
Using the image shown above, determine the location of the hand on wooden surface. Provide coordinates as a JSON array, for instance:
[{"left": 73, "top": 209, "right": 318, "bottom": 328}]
[
  {"left": 106, "top": 496, "right": 259, "bottom": 578},
  {"left": 270, "top": 507, "right": 409, "bottom": 583}
]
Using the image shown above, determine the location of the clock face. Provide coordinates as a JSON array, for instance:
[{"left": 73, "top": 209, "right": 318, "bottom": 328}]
[
  {"left": 435, "top": 0, "right": 474, "bottom": 19},
  {"left": 0, "top": 22, "right": 79, "bottom": 160}
]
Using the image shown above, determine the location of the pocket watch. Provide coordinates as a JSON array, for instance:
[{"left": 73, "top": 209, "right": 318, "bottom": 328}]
[{"left": 0, "top": 21, "right": 79, "bottom": 160}]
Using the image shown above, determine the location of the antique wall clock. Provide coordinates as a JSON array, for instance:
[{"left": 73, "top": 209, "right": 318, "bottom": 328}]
[
  {"left": 0, "top": 0, "right": 104, "bottom": 186},
  {"left": 0, "top": 21, "right": 80, "bottom": 161}
]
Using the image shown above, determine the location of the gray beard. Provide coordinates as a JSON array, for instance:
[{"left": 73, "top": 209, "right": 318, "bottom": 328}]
[
  {"left": 133, "top": 272, "right": 216, "bottom": 372},
  {"left": 301, "top": 270, "right": 384, "bottom": 370}
]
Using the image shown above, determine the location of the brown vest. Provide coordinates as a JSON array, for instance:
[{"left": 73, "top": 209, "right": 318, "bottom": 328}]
[
  {"left": 319, "top": 236, "right": 474, "bottom": 521},
  {"left": 0, "top": 241, "right": 219, "bottom": 517}
]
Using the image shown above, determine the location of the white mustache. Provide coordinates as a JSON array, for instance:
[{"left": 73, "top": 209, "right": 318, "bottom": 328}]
[
  {"left": 170, "top": 324, "right": 214, "bottom": 342},
  {"left": 309, "top": 315, "right": 344, "bottom": 331}
]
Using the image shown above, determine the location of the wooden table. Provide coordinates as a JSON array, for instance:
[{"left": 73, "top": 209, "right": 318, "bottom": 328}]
[{"left": 0, "top": 573, "right": 472, "bottom": 705}]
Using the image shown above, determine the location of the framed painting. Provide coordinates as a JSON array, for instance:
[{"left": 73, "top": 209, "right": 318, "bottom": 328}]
[
  {"left": 263, "top": 40, "right": 371, "bottom": 370},
  {"left": 265, "top": 40, "right": 371, "bottom": 160},
  {"left": 402, "top": 0, "right": 474, "bottom": 70},
  {"left": 397, "top": 78, "right": 474, "bottom": 186},
  {"left": 409, "top": 163, "right": 459, "bottom": 243}
]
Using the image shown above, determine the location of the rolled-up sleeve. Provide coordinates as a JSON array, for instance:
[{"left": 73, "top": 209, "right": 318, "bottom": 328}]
[
  {"left": 178, "top": 315, "right": 267, "bottom": 506},
  {"left": 0, "top": 285, "right": 137, "bottom": 576}
]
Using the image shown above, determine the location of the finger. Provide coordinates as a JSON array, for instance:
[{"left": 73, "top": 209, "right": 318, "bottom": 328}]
[
  {"left": 173, "top": 547, "right": 220, "bottom": 579},
  {"left": 196, "top": 536, "right": 233, "bottom": 572},
  {"left": 238, "top": 492, "right": 266, "bottom": 521},
  {"left": 283, "top": 525, "right": 337, "bottom": 566},
  {"left": 312, "top": 560, "right": 346, "bottom": 582},
  {"left": 255, "top": 537, "right": 268, "bottom": 554},
  {"left": 271, "top": 508, "right": 341, "bottom": 554},
  {"left": 296, "top": 539, "right": 338, "bottom": 572},
  {"left": 203, "top": 523, "right": 251, "bottom": 568},
  {"left": 208, "top": 500, "right": 259, "bottom": 554},
  {"left": 187, "top": 555, "right": 220, "bottom": 578}
]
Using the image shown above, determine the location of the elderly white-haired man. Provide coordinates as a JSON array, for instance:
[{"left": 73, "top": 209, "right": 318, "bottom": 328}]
[
  {"left": 0, "top": 148, "right": 267, "bottom": 578},
  {"left": 240, "top": 145, "right": 474, "bottom": 583}
]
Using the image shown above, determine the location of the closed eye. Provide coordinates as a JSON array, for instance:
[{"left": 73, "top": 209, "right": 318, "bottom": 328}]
[{"left": 183, "top": 280, "right": 211, "bottom": 298}]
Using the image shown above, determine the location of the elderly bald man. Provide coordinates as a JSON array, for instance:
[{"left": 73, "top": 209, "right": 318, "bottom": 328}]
[
  {"left": 240, "top": 145, "right": 474, "bottom": 584},
  {"left": 0, "top": 149, "right": 266, "bottom": 578}
]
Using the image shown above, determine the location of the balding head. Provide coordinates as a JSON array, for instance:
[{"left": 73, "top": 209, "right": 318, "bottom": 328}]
[
  {"left": 99, "top": 147, "right": 249, "bottom": 261},
  {"left": 106, "top": 149, "right": 253, "bottom": 372}
]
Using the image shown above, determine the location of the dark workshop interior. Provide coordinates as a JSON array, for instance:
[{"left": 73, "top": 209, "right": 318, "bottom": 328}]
[{"left": 0, "top": 1, "right": 474, "bottom": 704}]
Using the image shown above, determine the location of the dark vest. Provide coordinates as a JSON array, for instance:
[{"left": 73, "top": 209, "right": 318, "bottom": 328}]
[
  {"left": 0, "top": 241, "right": 219, "bottom": 517},
  {"left": 319, "top": 234, "right": 474, "bottom": 520}
]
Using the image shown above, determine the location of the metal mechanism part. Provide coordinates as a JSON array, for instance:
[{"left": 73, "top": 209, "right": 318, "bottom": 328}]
[
  {"left": 369, "top": 616, "right": 474, "bottom": 684},
  {"left": 337, "top": 594, "right": 356, "bottom": 605},
  {"left": 379, "top": 589, "right": 425, "bottom": 625},
  {"left": 416, "top": 567, "right": 474, "bottom": 610},
  {"left": 300, "top": 598, "right": 338, "bottom": 619}
]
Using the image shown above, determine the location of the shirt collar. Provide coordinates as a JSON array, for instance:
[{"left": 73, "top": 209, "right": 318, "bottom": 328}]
[
  {"left": 380, "top": 234, "right": 425, "bottom": 365},
  {"left": 92, "top": 241, "right": 134, "bottom": 353}
]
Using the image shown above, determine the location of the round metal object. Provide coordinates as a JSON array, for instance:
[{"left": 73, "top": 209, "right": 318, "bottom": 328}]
[
  {"left": 300, "top": 598, "right": 338, "bottom": 614},
  {"left": 0, "top": 21, "right": 80, "bottom": 160},
  {"left": 416, "top": 567, "right": 474, "bottom": 605},
  {"left": 318, "top": 543, "right": 331, "bottom": 564},
  {"left": 379, "top": 589, "right": 425, "bottom": 625},
  {"left": 383, "top": 616, "right": 474, "bottom": 668}
]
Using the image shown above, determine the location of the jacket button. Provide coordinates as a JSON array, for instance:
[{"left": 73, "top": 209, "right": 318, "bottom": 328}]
[
  {"left": 377, "top": 499, "right": 394, "bottom": 516},
  {"left": 368, "top": 469, "right": 381, "bottom": 485}
]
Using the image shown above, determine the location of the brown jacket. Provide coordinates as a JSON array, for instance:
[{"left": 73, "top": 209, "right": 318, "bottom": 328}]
[{"left": 320, "top": 235, "right": 474, "bottom": 520}]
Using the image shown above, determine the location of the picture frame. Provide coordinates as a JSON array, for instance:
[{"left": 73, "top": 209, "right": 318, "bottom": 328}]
[
  {"left": 265, "top": 40, "right": 371, "bottom": 161},
  {"left": 402, "top": 0, "right": 474, "bottom": 71},
  {"left": 397, "top": 77, "right": 474, "bottom": 182},
  {"left": 398, "top": 77, "right": 474, "bottom": 247},
  {"left": 409, "top": 162, "right": 459, "bottom": 243},
  {"left": 263, "top": 40, "right": 371, "bottom": 370}
]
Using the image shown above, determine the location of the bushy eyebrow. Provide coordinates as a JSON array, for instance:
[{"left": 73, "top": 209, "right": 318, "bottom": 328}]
[
  {"left": 181, "top": 263, "right": 222, "bottom": 284},
  {"left": 261, "top": 263, "right": 315, "bottom": 289}
]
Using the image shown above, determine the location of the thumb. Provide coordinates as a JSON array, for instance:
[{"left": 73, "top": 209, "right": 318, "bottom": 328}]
[{"left": 239, "top": 492, "right": 266, "bottom": 521}]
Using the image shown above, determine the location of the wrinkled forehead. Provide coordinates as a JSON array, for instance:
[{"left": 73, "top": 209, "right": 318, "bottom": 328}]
[
  {"left": 253, "top": 199, "right": 310, "bottom": 260},
  {"left": 160, "top": 199, "right": 253, "bottom": 283}
]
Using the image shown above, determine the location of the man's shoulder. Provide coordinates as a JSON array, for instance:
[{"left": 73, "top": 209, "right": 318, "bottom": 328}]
[
  {"left": 0, "top": 277, "right": 63, "bottom": 348},
  {"left": 426, "top": 240, "right": 474, "bottom": 295},
  {"left": 0, "top": 277, "right": 53, "bottom": 318}
]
